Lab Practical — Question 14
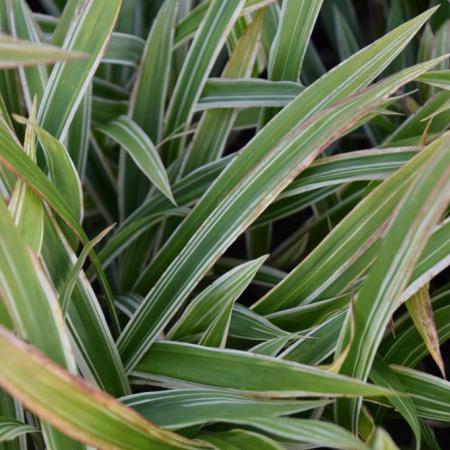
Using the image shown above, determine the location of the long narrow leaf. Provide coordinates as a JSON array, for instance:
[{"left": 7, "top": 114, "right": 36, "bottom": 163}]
[
  {"left": 97, "top": 116, "right": 174, "bottom": 203},
  {"left": 0, "top": 34, "right": 84, "bottom": 68},
  {"left": 0, "top": 186, "right": 83, "bottom": 449},
  {"left": 134, "top": 341, "right": 394, "bottom": 398},
  {"left": 163, "top": 0, "right": 245, "bottom": 161},
  {"left": 38, "top": 0, "right": 121, "bottom": 139},
  {"left": 123, "top": 389, "right": 327, "bottom": 429},
  {"left": 0, "top": 417, "right": 38, "bottom": 443},
  {"left": 181, "top": 12, "right": 264, "bottom": 175},
  {"left": 0, "top": 326, "right": 210, "bottom": 450}
]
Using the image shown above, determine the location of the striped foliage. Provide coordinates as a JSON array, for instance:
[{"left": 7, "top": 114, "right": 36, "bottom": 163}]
[{"left": 0, "top": 1, "right": 449, "bottom": 449}]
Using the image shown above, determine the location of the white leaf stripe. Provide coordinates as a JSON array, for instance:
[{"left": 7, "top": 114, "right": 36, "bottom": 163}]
[
  {"left": 122, "top": 389, "right": 327, "bottom": 429},
  {"left": 196, "top": 79, "right": 303, "bottom": 110}
]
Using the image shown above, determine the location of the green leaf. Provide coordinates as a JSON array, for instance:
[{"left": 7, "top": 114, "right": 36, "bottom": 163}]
[
  {"left": 41, "top": 215, "right": 130, "bottom": 397},
  {"left": 168, "top": 257, "right": 266, "bottom": 341},
  {"left": 259, "top": 0, "right": 321, "bottom": 139},
  {"left": 0, "top": 392, "right": 21, "bottom": 450},
  {"left": 50, "top": 0, "right": 81, "bottom": 46},
  {"left": 0, "top": 101, "right": 83, "bottom": 240},
  {"left": 33, "top": 123, "right": 83, "bottom": 223},
  {"left": 229, "top": 304, "right": 290, "bottom": 341},
  {"left": 417, "top": 70, "right": 450, "bottom": 90},
  {"left": 370, "top": 358, "right": 421, "bottom": 449},
  {"left": 8, "top": 102, "right": 44, "bottom": 253},
  {"left": 102, "top": 32, "right": 144, "bottom": 66},
  {"left": 92, "top": 96, "right": 128, "bottom": 125},
  {"left": 0, "top": 326, "right": 210, "bottom": 450},
  {"left": 367, "top": 428, "right": 400, "bottom": 450},
  {"left": 0, "top": 416, "right": 38, "bottom": 442},
  {"left": 253, "top": 103, "right": 447, "bottom": 316},
  {"left": 2, "top": 4, "right": 449, "bottom": 446},
  {"left": 0, "top": 190, "right": 84, "bottom": 449},
  {"left": 384, "top": 91, "right": 450, "bottom": 145},
  {"left": 158, "top": 10, "right": 443, "bottom": 298},
  {"left": 251, "top": 335, "right": 294, "bottom": 357},
  {"left": 382, "top": 304, "right": 450, "bottom": 369},
  {"left": 229, "top": 417, "right": 369, "bottom": 450},
  {"left": 60, "top": 225, "right": 113, "bottom": 315},
  {"left": 198, "top": 300, "right": 234, "bottom": 348},
  {"left": 67, "top": 84, "right": 91, "bottom": 178},
  {"left": 163, "top": 0, "right": 245, "bottom": 161},
  {"left": 0, "top": 34, "right": 85, "bottom": 68},
  {"left": 196, "top": 78, "right": 303, "bottom": 110},
  {"left": 276, "top": 147, "right": 418, "bottom": 199},
  {"left": 174, "top": 0, "right": 271, "bottom": 48},
  {"left": 268, "top": 0, "right": 322, "bottom": 82},
  {"left": 120, "top": 0, "right": 177, "bottom": 216},
  {"left": 281, "top": 311, "right": 346, "bottom": 365},
  {"left": 333, "top": 5, "right": 359, "bottom": 61},
  {"left": 7, "top": 0, "right": 48, "bottom": 111},
  {"left": 123, "top": 389, "right": 327, "bottom": 429},
  {"left": 95, "top": 208, "right": 189, "bottom": 272},
  {"left": 96, "top": 116, "right": 175, "bottom": 203},
  {"left": 93, "top": 157, "right": 231, "bottom": 273},
  {"left": 130, "top": 0, "right": 176, "bottom": 143},
  {"left": 38, "top": 0, "right": 121, "bottom": 139},
  {"left": 255, "top": 185, "right": 350, "bottom": 226},
  {"left": 134, "top": 341, "right": 394, "bottom": 398},
  {"left": 336, "top": 132, "right": 450, "bottom": 430},
  {"left": 391, "top": 366, "right": 450, "bottom": 423},
  {"left": 434, "top": 21, "right": 450, "bottom": 72},
  {"left": 199, "top": 430, "right": 283, "bottom": 450},
  {"left": 0, "top": 198, "right": 75, "bottom": 371},
  {"left": 267, "top": 294, "right": 350, "bottom": 332},
  {"left": 181, "top": 11, "right": 264, "bottom": 175}
]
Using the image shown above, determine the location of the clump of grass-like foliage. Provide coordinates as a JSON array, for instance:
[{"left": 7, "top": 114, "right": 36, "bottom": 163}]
[{"left": 0, "top": 0, "right": 449, "bottom": 449}]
